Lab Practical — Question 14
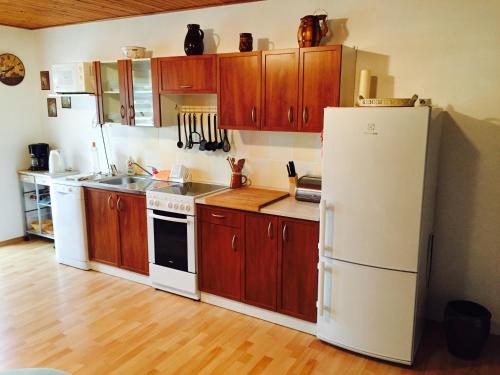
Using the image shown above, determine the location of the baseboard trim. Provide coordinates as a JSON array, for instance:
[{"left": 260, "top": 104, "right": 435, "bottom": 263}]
[
  {"left": 201, "top": 292, "right": 317, "bottom": 335},
  {"left": 90, "top": 261, "right": 151, "bottom": 286},
  {"left": 0, "top": 236, "right": 25, "bottom": 247}
]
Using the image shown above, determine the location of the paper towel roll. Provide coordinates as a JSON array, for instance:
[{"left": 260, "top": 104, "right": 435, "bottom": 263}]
[{"left": 358, "top": 69, "right": 371, "bottom": 99}]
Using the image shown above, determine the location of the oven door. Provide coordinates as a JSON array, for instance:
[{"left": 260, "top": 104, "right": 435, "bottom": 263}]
[{"left": 147, "top": 209, "right": 196, "bottom": 273}]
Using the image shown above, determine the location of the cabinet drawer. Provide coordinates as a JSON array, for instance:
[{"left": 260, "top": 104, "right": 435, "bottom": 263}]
[
  {"left": 19, "top": 174, "right": 35, "bottom": 184},
  {"left": 199, "top": 205, "right": 242, "bottom": 228},
  {"left": 157, "top": 55, "right": 216, "bottom": 93}
]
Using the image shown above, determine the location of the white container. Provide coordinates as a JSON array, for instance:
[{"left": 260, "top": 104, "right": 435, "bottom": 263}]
[
  {"left": 90, "top": 142, "right": 100, "bottom": 174},
  {"left": 121, "top": 46, "right": 146, "bottom": 59},
  {"left": 49, "top": 150, "right": 65, "bottom": 174}
]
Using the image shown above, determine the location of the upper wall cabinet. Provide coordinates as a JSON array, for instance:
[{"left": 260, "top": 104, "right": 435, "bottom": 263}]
[
  {"left": 155, "top": 55, "right": 217, "bottom": 94},
  {"left": 217, "top": 45, "right": 356, "bottom": 133},
  {"left": 217, "top": 52, "right": 261, "bottom": 130},
  {"left": 261, "top": 49, "right": 300, "bottom": 132},
  {"left": 94, "top": 59, "right": 155, "bottom": 127}
]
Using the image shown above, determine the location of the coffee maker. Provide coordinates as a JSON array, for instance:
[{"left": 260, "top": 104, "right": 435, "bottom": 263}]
[{"left": 28, "top": 143, "right": 49, "bottom": 171}]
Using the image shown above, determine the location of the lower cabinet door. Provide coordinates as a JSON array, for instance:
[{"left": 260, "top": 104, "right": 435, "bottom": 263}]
[
  {"left": 200, "top": 222, "right": 241, "bottom": 300},
  {"left": 243, "top": 214, "right": 278, "bottom": 310},
  {"left": 84, "top": 188, "right": 120, "bottom": 266},
  {"left": 117, "top": 193, "right": 149, "bottom": 275},
  {"left": 278, "top": 218, "right": 319, "bottom": 322}
]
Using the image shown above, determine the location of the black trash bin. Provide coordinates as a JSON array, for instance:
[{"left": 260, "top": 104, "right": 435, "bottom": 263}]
[{"left": 444, "top": 300, "right": 491, "bottom": 359}]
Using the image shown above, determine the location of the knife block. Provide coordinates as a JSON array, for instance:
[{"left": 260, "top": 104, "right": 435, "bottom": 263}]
[{"left": 288, "top": 176, "right": 298, "bottom": 197}]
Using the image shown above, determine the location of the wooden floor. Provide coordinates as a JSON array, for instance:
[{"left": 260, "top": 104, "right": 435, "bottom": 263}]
[{"left": 0, "top": 240, "right": 498, "bottom": 375}]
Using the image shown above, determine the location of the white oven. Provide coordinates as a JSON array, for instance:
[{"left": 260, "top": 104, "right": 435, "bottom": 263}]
[{"left": 147, "top": 208, "right": 199, "bottom": 299}]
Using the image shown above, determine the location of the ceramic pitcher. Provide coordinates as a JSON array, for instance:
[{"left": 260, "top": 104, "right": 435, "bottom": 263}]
[{"left": 297, "top": 14, "right": 329, "bottom": 47}]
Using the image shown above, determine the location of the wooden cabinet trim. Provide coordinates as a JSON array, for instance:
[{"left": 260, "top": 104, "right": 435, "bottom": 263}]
[
  {"left": 151, "top": 57, "right": 161, "bottom": 127},
  {"left": 92, "top": 61, "right": 104, "bottom": 125},
  {"left": 117, "top": 59, "right": 130, "bottom": 125}
]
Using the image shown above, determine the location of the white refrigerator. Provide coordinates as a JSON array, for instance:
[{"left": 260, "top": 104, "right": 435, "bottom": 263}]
[{"left": 317, "top": 107, "right": 440, "bottom": 365}]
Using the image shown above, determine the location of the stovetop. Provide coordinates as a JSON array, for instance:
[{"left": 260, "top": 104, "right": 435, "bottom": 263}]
[
  {"left": 147, "top": 182, "right": 227, "bottom": 215},
  {"left": 150, "top": 182, "right": 227, "bottom": 197}
]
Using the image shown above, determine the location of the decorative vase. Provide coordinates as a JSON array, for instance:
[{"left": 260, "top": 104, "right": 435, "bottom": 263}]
[
  {"left": 239, "top": 33, "right": 253, "bottom": 52},
  {"left": 184, "top": 24, "right": 204, "bottom": 55},
  {"left": 297, "top": 14, "right": 329, "bottom": 47}
]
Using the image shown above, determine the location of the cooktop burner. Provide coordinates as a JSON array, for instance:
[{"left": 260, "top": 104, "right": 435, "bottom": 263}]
[{"left": 151, "top": 182, "right": 227, "bottom": 197}]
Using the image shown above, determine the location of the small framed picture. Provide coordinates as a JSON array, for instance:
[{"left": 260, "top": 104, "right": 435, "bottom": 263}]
[
  {"left": 47, "top": 98, "right": 57, "bottom": 117},
  {"left": 61, "top": 96, "right": 71, "bottom": 109},
  {"left": 40, "top": 71, "right": 50, "bottom": 90}
]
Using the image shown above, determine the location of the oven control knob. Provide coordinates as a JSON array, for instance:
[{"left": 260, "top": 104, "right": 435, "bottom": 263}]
[
  {"left": 174, "top": 203, "right": 179, "bottom": 209},
  {"left": 186, "top": 205, "right": 191, "bottom": 212},
  {"left": 154, "top": 200, "right": 160, "bottom": 207},
  {"left": 180, "top": 204, "right": 185, "bottom": 211},
  {"left": 168, "top": 202, "right": 173, "bottom": 209},
  {"left": 149, "top": 199, "right": 154, "bottom": 206}
]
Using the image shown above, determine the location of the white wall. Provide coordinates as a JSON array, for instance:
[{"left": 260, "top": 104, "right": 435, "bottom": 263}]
[
  {"left": 21, "top": 0, "right": 500, "bottom": 333},
  {"left": 0, "top": 26, "right": 42, "bottom": 242}
]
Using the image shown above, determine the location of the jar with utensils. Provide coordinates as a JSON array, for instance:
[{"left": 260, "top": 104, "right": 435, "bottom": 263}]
[
  {"left": 286, "top": 161, "right": 297, "bottom": 196},
  {"left": 227, "top": 157, "right": 248, "bottom": 188}
]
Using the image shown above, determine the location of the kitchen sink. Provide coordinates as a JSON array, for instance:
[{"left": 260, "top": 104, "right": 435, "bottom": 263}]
[{"left": 100, "top": 176, "right": 150, "bottom": 185}]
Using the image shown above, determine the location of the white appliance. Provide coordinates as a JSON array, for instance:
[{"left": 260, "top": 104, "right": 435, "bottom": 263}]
[
  {"left": 50, "top": 176, "right": 90, "bottom": 270},
  {"left": 146, "top": 182, "right": 227, "bottom": 300},
  {"left": 51, "top": 62, "right": 94, "bottom": 93},
  {"left": 317, "top": 107, "right": 441, "bottom": 365},
  {"left": 48, "top": 150, "right": 65, "bottom": 174}
]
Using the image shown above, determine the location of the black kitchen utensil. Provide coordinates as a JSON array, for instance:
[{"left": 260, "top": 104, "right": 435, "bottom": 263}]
[
  {"left": 176, "top": 113, "right": 183, "bottom": 149},
  {"left": 183, "top": 113, "right": 189, "bottom": 149},
  {"left": 191, "top": 113, "right": 201, "bottom": 145},
  {"left": 212, "top": 114, "right": 218, "bottom": 152},
  {"left": 187, "top": 113, "right": 193, "bottom": 149},
  {"left": 289, "top": 161, "right": 296, "bottom": 177},
  {"left": 222, "top": 129, "right": 231, "bottom": 152},
  {"left": 206, "top": 113, "right": 213, "bottom": 151},
  {"left": 199, "top": 113, "right": 207, "bottom": 151}
]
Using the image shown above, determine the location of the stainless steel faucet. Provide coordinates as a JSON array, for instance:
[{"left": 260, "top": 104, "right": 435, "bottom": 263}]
[{"left": 131, "top": 162, "right": 155, "bottom": 176}]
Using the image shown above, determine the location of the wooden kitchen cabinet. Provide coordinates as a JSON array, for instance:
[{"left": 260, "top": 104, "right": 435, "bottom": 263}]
[
  {"left": 199, "top": 219, "right": 242, "bottom": 300},
  {"left": 94, "top": 59, "right": 156, "bottom": 127},
  {"left": 298, "top": 45, "right": 342, "bottom": 132},
  {"left": 278, "top": 217, "right": 319, "bottom": 322},
  {"left": 155, "top": 55, "right": 217, "bottom": 94},
  {"left": 217, "top": 52, "right": 261, "bottom": 130},
  {"left": 261, "top": 49, "right": 299, "bottom": 131},
  {"left": 84, "top": 188, "right": 149, "bottom": 275},
  {"left": 117, "top": 193, "right": 149, "bottom": 275},
  {"left": 198, "top": 204, "right": 319, "bottom": 322},
  {"left": 84, "top": 188, "right": 120, "bottom": 266},
  {"left": 243, "top": 214, "right": 278, "bottom": 310}
]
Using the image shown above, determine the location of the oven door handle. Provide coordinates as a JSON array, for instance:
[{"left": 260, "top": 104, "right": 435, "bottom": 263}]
[{"left": 148, "top": 212, "right": 189, "bottom": 224}]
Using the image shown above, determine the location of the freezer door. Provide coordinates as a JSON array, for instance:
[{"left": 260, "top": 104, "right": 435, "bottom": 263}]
[
  {"left": 317, "top": 258, "right": 417, "bottom": 363},
  {"left": 322, "top": 107, "right": 429, "bottom": 272}
]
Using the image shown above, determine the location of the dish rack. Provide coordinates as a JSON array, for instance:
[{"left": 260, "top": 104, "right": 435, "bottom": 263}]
[{"left": 20, "top": 174, "right": 54, "bottom": 240}]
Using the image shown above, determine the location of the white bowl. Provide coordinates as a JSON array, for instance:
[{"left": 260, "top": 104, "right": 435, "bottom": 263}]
[{"left": 121, "top": 46, "right": 146, "bottom": 59}]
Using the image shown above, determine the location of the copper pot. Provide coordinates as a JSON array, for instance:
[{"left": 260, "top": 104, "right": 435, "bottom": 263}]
[{"left": 297, "top": 14, "right": 329, "bottom": 48}]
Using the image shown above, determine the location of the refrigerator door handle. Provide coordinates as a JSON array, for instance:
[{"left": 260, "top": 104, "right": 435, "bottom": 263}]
[
  {"left": 319, "top": 199, "right": 327, "bottom": 257},
  {"left": 318, "top": 260, "right": 325, "bottom": 317}
]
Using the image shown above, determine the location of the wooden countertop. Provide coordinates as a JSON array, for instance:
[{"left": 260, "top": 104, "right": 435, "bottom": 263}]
[{"left": 196, "top": 190, "right": 319, "bottom": 222}]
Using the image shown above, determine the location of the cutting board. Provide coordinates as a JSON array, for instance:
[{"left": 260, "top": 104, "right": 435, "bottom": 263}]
[{"left": 204, "top": 187, "right": 289, "bottom": 212}]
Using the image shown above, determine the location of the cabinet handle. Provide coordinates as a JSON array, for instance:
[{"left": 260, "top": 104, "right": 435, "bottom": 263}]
[
  {"left": 231, "top": 234, "right": 237, "bottom": 251},
  {"left": 116, "top": 197, "right": 122, "bottom": 212},
  {"left": 129, "top": 105, "right": 135, "bottom": 119},
  {"left": 180, "top": 84, "right": 193, "bottom": 89},
  {"left": 282, "top": 224, "right": 288, "bottom": 242},
  {"left": 288, "top": 106, "right": 293, "bottom": 124},
  {"left": 302, "top": 107, "right": 308, "bottom": 124},
  {"left": 251, "top": 106, "right": 256, "bottom": 123},
  {"left": 267, "top": 221, "right": 273, "bottom": 239},
  {"left": 211, "top": 213, "right": 225, "bottom": 219},
  {"left": 120, "top": 105, "right": 126, "bottom": 119},
  {"left": 107, "top": 195, "right": 114, "bottom": 209}
]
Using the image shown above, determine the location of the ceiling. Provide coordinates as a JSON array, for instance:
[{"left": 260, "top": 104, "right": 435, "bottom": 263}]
[{"left": 0, "top": 0, "right": 259, "bottom": 30}]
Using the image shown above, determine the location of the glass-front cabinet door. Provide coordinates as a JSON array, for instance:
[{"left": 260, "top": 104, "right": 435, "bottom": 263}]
[
  {"left": 130, "top": 59, "right": 154, "bottom": 127},
  {"left": 95, "top": 59, "right": 154, "bottom": 127}
]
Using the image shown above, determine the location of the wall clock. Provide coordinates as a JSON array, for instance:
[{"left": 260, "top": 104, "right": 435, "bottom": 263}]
[{"left": 0, "top": 53, "right": 25, "bottom": 86}]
